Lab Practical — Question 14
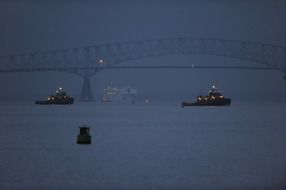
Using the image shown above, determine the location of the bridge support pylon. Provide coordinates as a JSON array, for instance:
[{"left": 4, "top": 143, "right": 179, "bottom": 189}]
[{"left": 80, "top": 76, "right": 94, "bottom": 101}]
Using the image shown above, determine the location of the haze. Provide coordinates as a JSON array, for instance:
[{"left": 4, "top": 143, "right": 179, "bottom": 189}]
[{"left": 0, "top": 0, "right": 285, "bottom": 101}]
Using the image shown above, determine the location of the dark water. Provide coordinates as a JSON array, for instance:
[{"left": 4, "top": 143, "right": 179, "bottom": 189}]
[{"left": 0, "top": 100, "right": 285, "bottom": 190}]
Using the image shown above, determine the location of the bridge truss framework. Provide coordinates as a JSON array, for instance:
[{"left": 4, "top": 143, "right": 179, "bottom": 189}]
[{"left": 1, "top": 37, "right": 286, "bottom": 101}]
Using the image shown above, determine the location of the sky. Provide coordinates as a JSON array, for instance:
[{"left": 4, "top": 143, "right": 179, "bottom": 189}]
[{"left": 0, "top": 0, "right": 286, "bottom": 100}]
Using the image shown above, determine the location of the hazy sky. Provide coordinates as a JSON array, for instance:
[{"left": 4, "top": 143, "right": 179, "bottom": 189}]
[
  {"left": 0, "top": 0, "right": 286, "bottom": 100},
  {"left": 1, "top": 0, "right": 286, "bottom": 54}
]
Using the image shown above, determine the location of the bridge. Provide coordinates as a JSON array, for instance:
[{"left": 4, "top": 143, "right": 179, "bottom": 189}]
[{"left": 1, "top": 37, "right": 286, "bottom": 101}]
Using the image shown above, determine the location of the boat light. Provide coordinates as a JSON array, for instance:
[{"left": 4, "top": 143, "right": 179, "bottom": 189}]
[{"left": 98, "top": 59, "right": 104, "bottom": 64}]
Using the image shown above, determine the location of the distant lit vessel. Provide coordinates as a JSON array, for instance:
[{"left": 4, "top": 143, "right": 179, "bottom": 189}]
[
  {"left": 182, "top": 85, "right": 231, "bottom": 107},
  {"left": 101, "top": 82, "right": 137, "bottom": 104},
  {"left": 35, "top": 87, "right": 74, "bottom": 105}
]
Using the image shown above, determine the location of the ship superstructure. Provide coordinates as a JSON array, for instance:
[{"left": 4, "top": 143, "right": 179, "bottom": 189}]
[
  {"left": 102, "top": 83, "right": 137, "bottom": 104},
  {"left": 35, "top": 87, "right": 74, "bottom": 105},
  {"left": 182, "top": 85, "right": 231, "bottom": 107}
]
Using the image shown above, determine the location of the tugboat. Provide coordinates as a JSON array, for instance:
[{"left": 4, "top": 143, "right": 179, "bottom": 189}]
[
  {"left": 182, "top": 85, "right": 231, "bottom": 107},
  {"left": 35, "top": 87, "right": 74, "bottom": 105}
]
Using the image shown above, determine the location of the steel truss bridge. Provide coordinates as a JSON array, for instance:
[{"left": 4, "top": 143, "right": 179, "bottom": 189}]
[{"left": 1, "top": 37, "right": 286, "bottom": 101}]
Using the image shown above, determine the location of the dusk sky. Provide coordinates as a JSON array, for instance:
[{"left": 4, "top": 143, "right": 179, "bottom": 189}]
[
  {"left": 0, "top": 0, "right": 286, "bottom": 100},
  {"left": 1, "top": 2, "right": 286, "bottom": 190}
]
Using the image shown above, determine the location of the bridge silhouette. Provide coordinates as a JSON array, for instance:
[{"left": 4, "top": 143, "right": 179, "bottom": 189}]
[{"left": 1, "top": 37, "right": 286, "bottom": 101}]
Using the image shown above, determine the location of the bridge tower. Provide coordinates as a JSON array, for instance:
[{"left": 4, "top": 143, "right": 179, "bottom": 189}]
[
  {"left": 80, "top": 74, "right": 94, "bottom": 101},
  {"left": 1, "top": 37, "right": 286, "bottom": 102},
  {"left": 74, "top": 69, "right": 99, "bottom": 101}
]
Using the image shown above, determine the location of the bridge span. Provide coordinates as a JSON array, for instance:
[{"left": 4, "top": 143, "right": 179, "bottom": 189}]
[{"left": 1, "top": 37, "right": 286, "bottom": 101}]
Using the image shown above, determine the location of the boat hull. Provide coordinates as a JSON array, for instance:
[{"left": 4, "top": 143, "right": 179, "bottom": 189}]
[
  {"left": 35, "top": 98, "right": 74, "bottom": 105},
  {"left": 182, "top": 98, "right": 231, "bottom": 107}
]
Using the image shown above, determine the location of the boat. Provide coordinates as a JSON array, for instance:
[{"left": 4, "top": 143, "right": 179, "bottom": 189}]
[
  {"left": 101, "top": 82, "right": 138, "bottom": 104},
  {"left": 182, "top": 85, "right": 231, "bottom": 107},
  {"left": 35, "top": 87, "right": 74, "bottom": 105}
]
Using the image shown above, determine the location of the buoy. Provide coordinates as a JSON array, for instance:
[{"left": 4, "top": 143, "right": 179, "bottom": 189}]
[{"left": 77, "top": 125, "right": 91, "bottom": 145}]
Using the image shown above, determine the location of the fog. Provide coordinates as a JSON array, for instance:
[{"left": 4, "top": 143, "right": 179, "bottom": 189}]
[
  {"left": 1, "top": 1, "right": 286, "bottom": 190},
  {"left": 1, "top": 1, "right": 286, "bottom": 100}
]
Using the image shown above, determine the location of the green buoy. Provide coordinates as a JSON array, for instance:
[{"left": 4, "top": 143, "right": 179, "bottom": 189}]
[{"left": 77, "top": 125, "right": 91, "bottom": 145}]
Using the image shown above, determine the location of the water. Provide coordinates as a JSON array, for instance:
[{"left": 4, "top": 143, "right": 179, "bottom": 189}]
[{"left": 0, "top": 100, "right": 285, "bottom": 190}]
